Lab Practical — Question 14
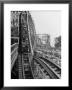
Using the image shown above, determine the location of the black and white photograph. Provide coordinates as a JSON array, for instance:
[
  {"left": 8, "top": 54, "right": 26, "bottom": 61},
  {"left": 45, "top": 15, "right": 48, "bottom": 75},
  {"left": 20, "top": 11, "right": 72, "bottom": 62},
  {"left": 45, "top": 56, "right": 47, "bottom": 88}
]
[
  {"left": 11, "top": 11, "right": 61, "bottom": 79},
  {"left": 4, "top": 4, "right": 68, "bottom": 86}
]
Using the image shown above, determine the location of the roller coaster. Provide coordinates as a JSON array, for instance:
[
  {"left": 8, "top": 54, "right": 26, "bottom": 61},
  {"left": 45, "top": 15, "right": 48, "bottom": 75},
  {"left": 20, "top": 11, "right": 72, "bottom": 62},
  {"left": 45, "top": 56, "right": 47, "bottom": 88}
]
[{"left": 11, "top": 11, "right": 61, "bottom": 79}]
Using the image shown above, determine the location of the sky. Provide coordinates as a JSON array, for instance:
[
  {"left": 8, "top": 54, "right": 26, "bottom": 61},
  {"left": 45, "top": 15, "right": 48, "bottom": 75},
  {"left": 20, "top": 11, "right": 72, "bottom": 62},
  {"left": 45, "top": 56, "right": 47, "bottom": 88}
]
[{"left": 30, "top": 11, "right": 61, "bottom": 46}]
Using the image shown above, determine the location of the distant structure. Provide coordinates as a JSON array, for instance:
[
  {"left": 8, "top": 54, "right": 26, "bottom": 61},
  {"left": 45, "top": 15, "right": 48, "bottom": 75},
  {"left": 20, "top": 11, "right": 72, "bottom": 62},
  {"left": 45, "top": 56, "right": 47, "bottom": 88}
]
[
  {"left": 36, "top": 34, "right": 42, "bottom": 45},
  {"left": 36, "top": 34, "right": 51, "bottom": 49}
]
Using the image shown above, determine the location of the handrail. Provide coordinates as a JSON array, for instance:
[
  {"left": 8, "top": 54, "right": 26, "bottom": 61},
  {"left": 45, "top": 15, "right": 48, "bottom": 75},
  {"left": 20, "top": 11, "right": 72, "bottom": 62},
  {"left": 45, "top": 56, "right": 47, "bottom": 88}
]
[
  {"left": 11, "top": 47, "right": 18, "bottom": 70},
  {"left": 11, "top": 43, "right": 18, "bottom": 52}
]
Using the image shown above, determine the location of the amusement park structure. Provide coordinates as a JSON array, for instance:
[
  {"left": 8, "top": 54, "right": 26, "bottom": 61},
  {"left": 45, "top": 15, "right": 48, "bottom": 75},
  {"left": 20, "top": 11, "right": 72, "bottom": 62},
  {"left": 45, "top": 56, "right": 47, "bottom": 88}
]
[
  {"left": 11, "top": 11, "right": 61, "bottom": 79},
  {"left": 11, "top": 11, "right": 36, "bottom": 79}
]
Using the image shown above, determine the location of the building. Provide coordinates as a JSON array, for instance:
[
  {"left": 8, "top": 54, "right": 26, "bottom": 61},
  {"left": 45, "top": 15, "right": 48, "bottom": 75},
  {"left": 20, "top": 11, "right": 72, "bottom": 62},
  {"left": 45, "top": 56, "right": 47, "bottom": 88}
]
[
  {"left": 36, "top": 34, "right": 42, "bottom": 45},
  {"left": 35, "top": 34, "right": 51, "bottom": 49}
]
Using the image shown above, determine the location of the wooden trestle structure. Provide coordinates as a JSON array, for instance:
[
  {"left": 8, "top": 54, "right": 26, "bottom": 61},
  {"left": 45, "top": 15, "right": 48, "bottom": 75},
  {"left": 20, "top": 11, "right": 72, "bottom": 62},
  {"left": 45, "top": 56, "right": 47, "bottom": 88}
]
[{"left": 11, "top": 11, "right": 36, "bottom": 79}]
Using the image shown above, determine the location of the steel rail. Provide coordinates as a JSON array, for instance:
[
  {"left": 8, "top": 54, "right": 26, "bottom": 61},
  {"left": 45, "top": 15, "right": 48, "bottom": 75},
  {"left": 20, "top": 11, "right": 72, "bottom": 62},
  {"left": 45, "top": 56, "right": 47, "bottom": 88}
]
[{"left": 34, "top": 56, "right": 61, "bottom": 79}]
